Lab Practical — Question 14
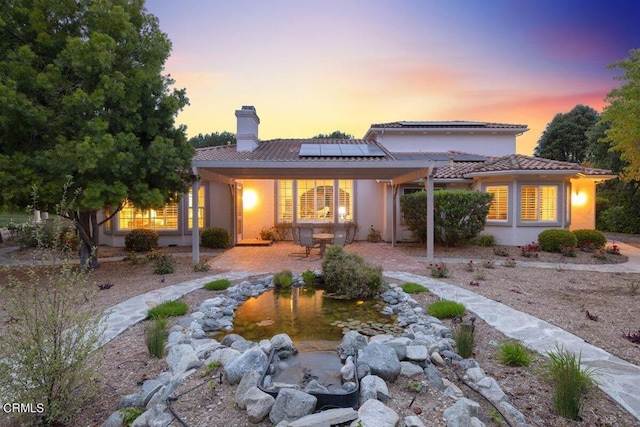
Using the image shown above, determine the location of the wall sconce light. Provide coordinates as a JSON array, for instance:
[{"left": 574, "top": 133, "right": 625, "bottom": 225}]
[
  {"left": 572, "top": 191, "right": 587, "bottom": 207},
  {"left": 243, "top": 189, "right": 259, "bottom": 210}
]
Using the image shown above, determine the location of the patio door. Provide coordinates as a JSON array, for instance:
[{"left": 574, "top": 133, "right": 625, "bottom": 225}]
[{"left": 236, "top": 184, "right": 243, "bottom": 242}]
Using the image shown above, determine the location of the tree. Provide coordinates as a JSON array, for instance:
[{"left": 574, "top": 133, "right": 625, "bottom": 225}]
[
  {"left": 0, "top": 0, "right": 194, "bottom": 268},
  {"left": 311, "top": 130, "right": 354, "bottom": 139},
  {"left": 189, "top": 131, "right": 236, "bottom": 148},
  {"left": 600, "top": 48, "right": 640, "bottom": 181},
  {"left": 534, "top": 105, "right": 599, "bottom": 163}
]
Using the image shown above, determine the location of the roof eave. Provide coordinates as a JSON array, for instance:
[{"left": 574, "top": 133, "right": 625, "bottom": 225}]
[{"left": 464, "top": 170, "right": 584, "bottom": 178}]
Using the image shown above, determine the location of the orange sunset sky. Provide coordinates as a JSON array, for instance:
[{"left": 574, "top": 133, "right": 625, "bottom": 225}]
[{"left": 145, "top": 0, "right": 640, "bottom": 155}]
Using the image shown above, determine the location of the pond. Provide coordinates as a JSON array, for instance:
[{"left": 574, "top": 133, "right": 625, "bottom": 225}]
[{"left": 217, "top": 286, "right": 399, "bottom": 346}]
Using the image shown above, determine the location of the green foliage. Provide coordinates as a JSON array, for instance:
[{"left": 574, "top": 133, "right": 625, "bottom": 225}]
[
  {"left": 311, "top": 130, "right": 354, "bottom": 139},
  {"left": 476, "top": 234, "right": 496, "bottom": 247},
  {"left": 0, "top": 219, "right": 103, "bottom": 425},
  {"left": 273, "top": 222, "right": 293, "bottom": 240},
  {"left": 189, "top": 131, "right": 236, "bottom": 148},
  {"left": 301, "top": 269, "right": 316, "bottom": 286},
  {"left": 401, "top": 282, "right": 429, "bottom": 294},
  {"left": 571, "top": 229, "right": 606, "bottom": 249},
  {"left": 600, "top": 205, "right": 640, "bottom": 234},
  {"left": 120, "top": 407, "right": 145, "bottom": 427},
  {"left": 260, "top": 226, "right": 277, "bottom": 241},
  {"left": 428, "top": 262, "right": 451, "bottom": 278},
  {"left": 453, "top": 324, "right": 474, "bottom": 358},
  {"left": 498, "top": 341, "right": 533, "bottom": 366},
  {"left": 400, "top": 190, "right": 492, "bottom": 246},
  {"left": 493, "top": 247, "right": 509, "bottom": 257},
  {"left": 201, "top": 227, "right": 231, "bottom": 249},
  {"left": 427, "top": 300, "right": 466, "bottom": 319},
  {"left": 534, "top": 104, "right": 599, "bottom": 163},
  {"left": 145, "top": 318, "right": 168, "bottom": 358},
  {"left": 204, "top": 278, "right": 232, "bottom": 291},
  {"left": 273, "top": 270, "right": 293, "bottom": 288},
  {"left": 147, "top": 300, "right": 189, "bottom": 320},
  {"left": 544, "top": 346, "right": 597, "bottom": 420},
  {"left": 321, "top": 245, "right": 384, "bottom": 299},
  {"left": 193, "top": 261, "right": 210, "bottom": 272},
  {"left": 125, "top": 228, "right": 159, "bottom": 252},
  {"left": 153, "top": 253, "right": 176, "bottom": 274},
  {"left": 366, "top": 225, "right": 382, "bottom": 242},
  {"left": 538, "top": 229, "right": 578, "bottom": 252},
  {"left": 600, "top": 49, "right": 640, "bottom": 181}
]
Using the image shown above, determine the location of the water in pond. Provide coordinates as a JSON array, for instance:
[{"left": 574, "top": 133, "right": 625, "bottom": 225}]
[{"left": 218, "top": 287, "right": 397, "bottom": 345}]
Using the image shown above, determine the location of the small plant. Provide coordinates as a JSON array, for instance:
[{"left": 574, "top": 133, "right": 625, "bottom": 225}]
[
  {"left": 605, "top": 244, "right": 620, "bottom": 255},
  {"left": 322, "top": 246, "right": 383, "bottom": 299},
  {"left": 473, "top": 270, "right": 486, "bottom": 281},
  {"left": 560, "top": 244, "right": 577, "bottom": 257},
  {"left": 428, "top": 262, "right": 451, "bottom": 278},
  {"left": 120, "top": 407, "right": 145, "bottom": 427},
  {"left": 207, "top": 360, "right": 220, "bottom": 371},
  {"left": 503, "top": 257, "right": 517, "bottom": 268},
  {"left": 464, "top": 260, "right": 475, "bottom": 272},
  {"left": 493, "top": 246, "right": 509, "bottom": 257},
  {"left": 518, "top": 242, "right": 539, "bottom": 258},
  {"left": 406, "top": 381, "right": 423, "bottom": 393},
  {"left": 301, "top": 269, "right": 316, "bottom": 286},
  {"left": 401, "top": 282, "right": 429, "bottom": 294},
  {"left": 273, "top": 222, "right": 292, "bottom": 240},
  {"left": 145, "top": 317, "right": 168, "bottom": 358},
  {"left": 453, "top": 324, "right": 474, "bottom": 358},
  {"left": 366, "top": 225, "right": 382, "bottom": 243},
  {"left": 201, "top": 227, "right": 231, "bottom": 249},
  {"left": 273, "top": 269, "right": 294, "bottom": 288},
  {"left": 124, "top": 250, "right": 147, "bottom": 265},
  {"left": 543, "top": 346, "right": 597, "bottom": 420},
  {"left": 578, "top": 241, "right": 596, "bottom": 253},
  {"left": 124, "top": 228, "right": 159, "bottom": 252},
  {"left": 592, "top": 249, "right": 607, "bottom": 260},
  {"left": 622, "top": 330, "right": 640, "bottom": 344},
  {"left": 427, "top": 300, "right": 466, "bottom": 318},
  {"left": 204, "top": 278, "right": 232, "bottom": 291},
  {"left": 476, "top": 234, "right": 496, "bottom": 247},
  {"left": 482, "top": 259, "right": 495, "bottom": 269},
  {"left": 194, "top": 261, "right": 210, "bottom": 272},
  {"left": 147, "top": 300, "right": 189, "bottom": 319},
  {"left": 629, "top": 281, "right": 640, "bottom": 296},
  {"left": 259, "top": 226, "right": 277, "bottom": 241},
  {"left": 497, "top": 341, "right": 533, "bottom": 366},
  {"left": 153, "top": 252, "right": 176, "bottom": 274}
]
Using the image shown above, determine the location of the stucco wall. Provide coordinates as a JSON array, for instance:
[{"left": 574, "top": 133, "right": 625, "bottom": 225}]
[
  {"left": 375, "top": 132, "right": 516, "bottom": 156},
  {"left": 241, "top": 179, "right": 275, "bottom": 240},
  {"left": 569, "top": 178, "right": 597, "bottom": 231},
  {"left": 355, "top": 180, "right": 385, "bottom": 241}
]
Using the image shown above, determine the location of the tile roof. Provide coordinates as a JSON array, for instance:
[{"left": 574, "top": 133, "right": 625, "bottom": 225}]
[
  {"left": 466, "top": 154, "right": 613, "bottom": 176},
  {"left": 370, "top": 121, "right": 528, "bottom": 130},
  {"left": 194, "top": 139, "right": 394, "bottom": 162}
]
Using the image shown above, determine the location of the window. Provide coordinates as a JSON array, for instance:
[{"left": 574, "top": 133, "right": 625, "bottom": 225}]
[
  {"left": 119, "top": 202, "right": 179, "bottom": 230},
  {"left": 276, "top": 179, "right": 353, "bottom": 223},
  {"left": 187, "top": 186, "right": 205, "bottom": 229},
  {"left": 486, "top": 185, "right": 508, "bottom": 220},
  {"left": 521, "top": 185, "right": 557, "bottom": 222}
]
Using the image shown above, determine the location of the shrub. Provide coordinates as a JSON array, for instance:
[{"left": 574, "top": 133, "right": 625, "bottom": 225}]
[
  {"left": 503, "top": 257, "right": 517, "bottom": 268},
  {"left": 259, "top": 226, "right": 277, "bottom": 241},
  {"left": 544, "top": 346, "right": 597, "bottom": 420},
  {"left": 301, "top": 269, "right": 316, "bottom": 286},
  {"left": 204, "top": 278, "right": 232, "bottom": 291},
  {"left": 464, "top": 260, "right": 475, "bottom": 272},
  {"left": 561, "top": 244, "right": 577, "bottom": 257},
  {"left": 427, "top": 300, "right": 466, "bottom": 318},
  {"left": 498, "top": 341, "right": 533, "bottom": 366},
  {"left": 147, "top": 300, "right": 189, "bottom": 319},
  {"left": 605, "top": 244, "right": 621, "bottom": 255},
  {"left": 201, "top": 227, "right": 231, "bottom": 249},
  {"left": 153, "top": 252, "right": 176, "bottom": 274},
  {"left": 273, "top": 269, "right": 293, "bottom": 288},
  {"left": 428, "top": 262, "right": 451, "bottom": 278},
  {"left": 400, "top": 189, "right": 492, "bottom": 246},
  {"left": 493, "top": 247, "right": 509, "bottom": 257},
  {"left": 519, "top": 241, "right": 539, "bottom": 258},
  {"left": 193, "top": 261, "right": 210, "bottom": 272},
  {"left": 125, "top": 228, "right": 159, "bottom": 252},
  {"left": 401, "top": 282, "right": 429, "bottom": 294},
  {"left": 453, "top": 324, "right": 474, "bottom": 358},
  {"left": 145, "top": 317, "right": 168, "bottom": 358},
  {"left": 273, "top": 222, "right": 292, "bottom": 240},
  {"left": 322, "top": 246, "right": 384, "bottom": 299},
  {"left": 600, "top": 205, "right": 640, "bottom": 234},
  {"left": 476, "top": 234, "right": 496, "bottom": 247},
  {"left": 482, "top": 260, "right": 495, "bottom": 269},
  {"left": 571, "top": 229, "right": 606, "bottom": 250},
  {"left": 538, "top": 229, "right": 577, "bottom": 253},
  {"left": 366, "top": 225, "right": 382, "bottom": 242}
]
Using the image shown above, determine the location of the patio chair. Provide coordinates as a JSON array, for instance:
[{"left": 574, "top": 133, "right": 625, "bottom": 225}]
[
  {"left": 332, "top": 229, "right": 347, "bottom": 246},
  {"left": 298, "top": 226, "right": 320, "bottom": 257},
  {"left": 288, "top": 225, "right": 307, "bottom": 257}
]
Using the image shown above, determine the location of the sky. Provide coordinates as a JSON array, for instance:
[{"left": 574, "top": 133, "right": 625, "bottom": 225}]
[{"left": 145, "top": 0, "right": 640, "bottom": 155}]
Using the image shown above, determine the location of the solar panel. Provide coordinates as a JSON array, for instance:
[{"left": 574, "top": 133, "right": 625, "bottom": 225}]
[
  {"left": 299, "top": 144, "right": 320, "bottom": 156},
  {"left": 299, "top": 143, "right": 387, "bottom": 157},
  {"left": 320, "top": 145, "right": 342, "bottom": 156}
]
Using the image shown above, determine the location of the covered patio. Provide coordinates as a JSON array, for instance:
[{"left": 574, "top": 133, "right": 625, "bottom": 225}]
[{"left": 189, "top": 151, "right": 451, "bottom": 265}]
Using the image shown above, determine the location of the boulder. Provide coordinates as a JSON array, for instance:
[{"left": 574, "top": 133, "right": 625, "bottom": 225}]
[
  {"left": 269, "top": 388, "right": 317, "bottom": 424},
  {"left": 338, "top": 331, "right": 368, "bottom": 359},
  {"left": 235, "top": 370, "right": 262, "bottom": 409},
  {"left": 359, "top": 374, "right": 389, "bottom": 405},
  {"left": 224, "top": 346, "right": 268, "bottom": 385},
  {"left": 245, "top": 387, "right": 275, "bottom": 423},
  {"left": 287, "top": 408, "right": 358, "bottom": 427},
  {"left": 443, "top": 398, "right": 482, "bottom": 427},
  {"left": 352, "top": 398, "right": 399, "bottom": 427},
  {"left": 358, "top": 343, "right": 401, "bottom": 382},
  {"left": 400, "top": 361, "right": 424, "bottom": 379},
  {"left": 166, "top": 344, "right": 202, "bottom": 374}
]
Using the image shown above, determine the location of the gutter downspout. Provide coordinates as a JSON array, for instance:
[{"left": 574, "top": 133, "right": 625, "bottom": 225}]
[{"left": 191, "top": 168, "right": 200, "bottom": 265}]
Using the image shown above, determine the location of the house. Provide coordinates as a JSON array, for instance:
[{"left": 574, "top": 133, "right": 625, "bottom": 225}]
[{"left": 99, "top": 106, "right": 614, "bottom": 261}]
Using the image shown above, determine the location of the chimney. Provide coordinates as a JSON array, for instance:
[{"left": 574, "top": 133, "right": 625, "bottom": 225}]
[{"left": 235, "top": 105, "right": 260, "bottom": 152}]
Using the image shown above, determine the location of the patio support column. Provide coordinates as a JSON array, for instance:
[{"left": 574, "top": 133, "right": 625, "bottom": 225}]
[
  {"left": 391, "top": 184, "right": 398, "bottom": 247},
  {"left": 191, "top": 170, "right": 200, "bottom": 265},
  {"left": 426, "top": 169, "right": 435, "bottom": 262}
]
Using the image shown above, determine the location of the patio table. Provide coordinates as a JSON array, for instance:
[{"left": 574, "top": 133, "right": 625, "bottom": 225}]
[{"left": 312, "top": 233, "right": 334, "bottom": 257}]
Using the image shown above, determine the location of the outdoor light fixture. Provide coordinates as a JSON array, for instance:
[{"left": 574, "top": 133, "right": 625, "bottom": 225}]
[
  {"left": 243, "top": 189, "right": 259, "bottom": 210},
  {"left": 572, "top": 190, "right": 587, "bottom": 206}
]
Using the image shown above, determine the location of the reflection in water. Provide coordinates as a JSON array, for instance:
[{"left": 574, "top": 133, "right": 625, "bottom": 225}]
[{"left": 218, "top": 287, "right": 395, "bottom": 345}]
